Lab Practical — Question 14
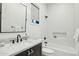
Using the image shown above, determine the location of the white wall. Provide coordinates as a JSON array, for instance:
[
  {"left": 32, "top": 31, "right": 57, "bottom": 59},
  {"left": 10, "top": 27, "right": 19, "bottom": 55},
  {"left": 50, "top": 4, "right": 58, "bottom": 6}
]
[
  {"left": 47, "top": 3, "right": 75, "bottom": 48},
  {"left": 26, "top": 3, "right": 47, "bottom": 39},
  {"left": 39, "top": 4, "right": 48, "bottom": 39},
  {"left": 0, "top": 3, "right": 47, "bottom": 41},
  {"left": 74, "top": 4, "right": 79, "bottom": 55},
  {"left": 74, "top": 4, "right": 79, "bottom": 31}
]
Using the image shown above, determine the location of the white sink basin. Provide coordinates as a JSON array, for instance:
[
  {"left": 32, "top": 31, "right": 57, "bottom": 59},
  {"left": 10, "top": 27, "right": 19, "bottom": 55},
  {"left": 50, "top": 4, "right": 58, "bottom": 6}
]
[
  {"left": 0, "top": 42, "right": 6, "bottom": 48},
  {"left": 0, "top": 39, "right": 42, "bottom": 56}
]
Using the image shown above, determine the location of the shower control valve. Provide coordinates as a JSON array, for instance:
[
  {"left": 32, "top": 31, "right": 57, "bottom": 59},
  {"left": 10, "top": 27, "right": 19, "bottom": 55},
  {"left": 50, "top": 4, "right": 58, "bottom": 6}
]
[{"left": 44, "top": 42, "right": 48, "bottom": 44}]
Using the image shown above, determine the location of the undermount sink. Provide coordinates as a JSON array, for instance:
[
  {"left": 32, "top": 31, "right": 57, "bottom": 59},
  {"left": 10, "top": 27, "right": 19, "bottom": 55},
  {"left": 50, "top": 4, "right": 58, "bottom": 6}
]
[
  {"left": 0, "top": 43, "right": 5, "bottom": 47},
  {"left": 0, "top": 39, "right": 41, "bottom": 49},
  {"left": 0, "top": 38, "right": 42, "bottom": 56}
]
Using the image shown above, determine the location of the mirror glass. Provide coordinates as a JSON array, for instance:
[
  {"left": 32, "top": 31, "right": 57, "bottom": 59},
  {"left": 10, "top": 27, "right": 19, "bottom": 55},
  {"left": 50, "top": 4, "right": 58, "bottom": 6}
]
[{"left": 1, "top": 3, "right": 27, "bottom": 33}]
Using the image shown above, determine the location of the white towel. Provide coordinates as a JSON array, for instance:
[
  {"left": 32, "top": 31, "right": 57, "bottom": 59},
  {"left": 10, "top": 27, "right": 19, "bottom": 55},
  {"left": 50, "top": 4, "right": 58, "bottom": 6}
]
[{"left": 73, "top": 29, "right": 79, "bottom": 41}]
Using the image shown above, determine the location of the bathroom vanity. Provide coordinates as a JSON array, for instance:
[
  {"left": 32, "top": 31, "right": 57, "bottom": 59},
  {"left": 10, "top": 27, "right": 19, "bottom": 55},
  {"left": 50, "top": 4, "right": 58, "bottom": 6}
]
[
  {"left": 0, "top": 39, "right": 42, "bottom": 56},
  {"left": 0, "top": 3, "right": 42, "bottom": 56},
  {"left": 15, "top": 43, "right": 42, "bottom": 56}
]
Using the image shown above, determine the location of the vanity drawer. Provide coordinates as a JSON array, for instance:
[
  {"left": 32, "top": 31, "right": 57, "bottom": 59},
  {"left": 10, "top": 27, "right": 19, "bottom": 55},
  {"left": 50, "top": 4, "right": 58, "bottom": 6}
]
[
  {"left": 15, "top": 43, "right": 42, "bottom": 56},
  {"left": 15, "top": 49, "right": 29, "bottom": 56},
  {"left": 30, "top": 43, "right": 42, "bottom": 56}
]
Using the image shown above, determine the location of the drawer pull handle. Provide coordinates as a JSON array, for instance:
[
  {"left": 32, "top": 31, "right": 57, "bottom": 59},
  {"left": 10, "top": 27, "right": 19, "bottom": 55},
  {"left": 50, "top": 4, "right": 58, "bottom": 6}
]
[
  {"left": 31, "top": 49, "right": 34, "bottom": 54},
  {"left": 27, "top": 51, "right": 31, "bottom": 56}
]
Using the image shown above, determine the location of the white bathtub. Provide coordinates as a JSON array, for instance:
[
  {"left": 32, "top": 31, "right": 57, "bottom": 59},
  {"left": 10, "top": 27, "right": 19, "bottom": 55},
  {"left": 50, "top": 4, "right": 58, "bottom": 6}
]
[{"left": 42, "top": 37, "right": 76, "bottom": 56}]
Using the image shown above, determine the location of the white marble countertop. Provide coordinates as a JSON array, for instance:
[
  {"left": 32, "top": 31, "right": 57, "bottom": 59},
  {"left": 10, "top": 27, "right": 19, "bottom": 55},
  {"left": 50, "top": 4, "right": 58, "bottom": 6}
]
[{"left": 0, "top": 39, "right": 42, "bottom": 56}]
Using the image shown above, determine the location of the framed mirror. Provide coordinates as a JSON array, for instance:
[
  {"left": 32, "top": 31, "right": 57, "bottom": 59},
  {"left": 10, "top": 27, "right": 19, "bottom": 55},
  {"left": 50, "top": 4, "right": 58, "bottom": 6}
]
[
  {"left": 31, "top": 3, "right": 39, "bottom": 24},
  {"left": 0, "top": 3, "right": 27, "bottom": 33}
]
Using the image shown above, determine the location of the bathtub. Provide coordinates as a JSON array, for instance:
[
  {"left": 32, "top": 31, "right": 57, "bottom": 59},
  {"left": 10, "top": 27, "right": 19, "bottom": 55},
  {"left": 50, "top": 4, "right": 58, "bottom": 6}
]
[{"left": 42, "top": 37, "right": 76, "bottom": 56}]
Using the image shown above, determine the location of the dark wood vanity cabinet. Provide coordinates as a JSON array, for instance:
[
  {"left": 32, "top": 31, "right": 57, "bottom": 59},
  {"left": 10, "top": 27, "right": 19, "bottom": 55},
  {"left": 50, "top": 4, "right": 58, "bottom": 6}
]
[
  {"left": 15, "top": 43, "right": 42, "bottom": 56},
  {"left": 0, "top": 3, "right": 2, "bottom": 32}
]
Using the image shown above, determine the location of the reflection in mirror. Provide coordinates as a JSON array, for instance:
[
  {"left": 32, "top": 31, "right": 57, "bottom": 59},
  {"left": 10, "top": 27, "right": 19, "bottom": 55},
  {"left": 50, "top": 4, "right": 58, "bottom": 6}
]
[{"left": 1, "top": 3, "right": 27, "bottom": 33}]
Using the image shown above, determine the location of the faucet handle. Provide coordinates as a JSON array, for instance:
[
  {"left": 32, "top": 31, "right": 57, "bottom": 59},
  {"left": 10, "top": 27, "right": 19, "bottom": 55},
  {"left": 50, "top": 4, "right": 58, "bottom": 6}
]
[
  {"left": 44, "top": 37, "right": 47, "bottom": 40},
  {"left": 44, "top": 42, "right": 48, "bottom": 44},
  {"left": 10, "top": 40, "right": 15, "bottom": 44}
]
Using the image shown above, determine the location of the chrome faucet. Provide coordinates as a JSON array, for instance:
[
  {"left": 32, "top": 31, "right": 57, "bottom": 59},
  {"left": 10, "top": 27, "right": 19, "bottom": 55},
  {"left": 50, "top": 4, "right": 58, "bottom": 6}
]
[
  {"left": 17, "top": 34, "right": 22, "bottom": 43},
  {"left": 10, "top": 34, "right": 23, "bottom": 45}
]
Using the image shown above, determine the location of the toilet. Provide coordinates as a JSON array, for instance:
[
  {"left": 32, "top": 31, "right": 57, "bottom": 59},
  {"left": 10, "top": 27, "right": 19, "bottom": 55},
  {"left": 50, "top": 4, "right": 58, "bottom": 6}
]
[
  {"left": 42, "top": 37, "right": 55, "bottom": 55},
  {"left": 42, "top": 47, "right": 55, "bottom": 56}
]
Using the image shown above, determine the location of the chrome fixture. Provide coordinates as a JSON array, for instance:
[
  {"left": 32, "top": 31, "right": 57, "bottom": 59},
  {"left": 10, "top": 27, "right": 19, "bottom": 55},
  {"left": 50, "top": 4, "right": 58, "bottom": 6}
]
[
  {"left": 17, "top": 34, "right": 22, "bottom": 43},
  {"left": 44, "top": 37, "right": 48, "bottom": 46}
]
